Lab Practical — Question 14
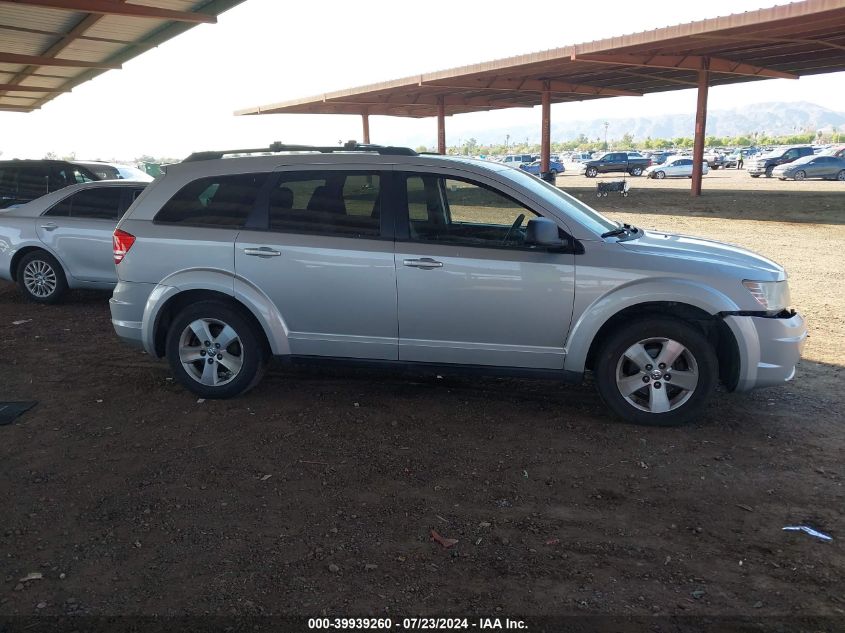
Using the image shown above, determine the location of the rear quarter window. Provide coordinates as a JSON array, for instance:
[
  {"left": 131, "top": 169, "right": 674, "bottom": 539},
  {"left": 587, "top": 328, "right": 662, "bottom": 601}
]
[{"left": 154, "top": 173, "right": 269, "bottom": 227}]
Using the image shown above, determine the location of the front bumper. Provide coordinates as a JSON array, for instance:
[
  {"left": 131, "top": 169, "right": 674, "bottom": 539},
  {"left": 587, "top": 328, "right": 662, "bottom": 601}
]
[
  {"left": 723, "top": 312, "right": 807, "bottom": 391},
  {"left": 746, "top": 163, "right": 770, "bottom": 175}
]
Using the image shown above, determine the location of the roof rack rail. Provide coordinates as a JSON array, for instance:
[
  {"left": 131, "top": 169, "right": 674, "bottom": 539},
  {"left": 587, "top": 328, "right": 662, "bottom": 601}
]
[{"left": 182, "top": 140, "right": 418, "bottom": 163}]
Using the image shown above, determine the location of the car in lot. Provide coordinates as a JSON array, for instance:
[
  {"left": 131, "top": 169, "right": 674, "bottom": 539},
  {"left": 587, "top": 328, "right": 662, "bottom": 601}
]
[
  {"left": 74, "top": 161, "right": 154, "bottom": 182},
  {"left": 520, "top": 159, "right": 565, "bottom": 176},
  {"left": 579, "top": 151, "right": 652, "bottom": 177},
  {"left": 0, "top": 180, "right": 147, "bottom": 303},
  {"left": 500, "top": 154, "right": 534, "bottom": 169},
  {"left": 0, "top": 159, "right": 102, "bottom": 209},
  {"left": 772, "top": 154, "right": 845, "bottom": 181},
  {"left": 644, "top": 156, "right": 709, "bottom": 179},
  {"left": 107, "top": 142, "right": 806, "bottom": 426},
  {"left": 746, "top": 146, "right": 814, "bottom": 178},
  {"left": 703, "top": 150, "right": 726, "bottom": 169}
]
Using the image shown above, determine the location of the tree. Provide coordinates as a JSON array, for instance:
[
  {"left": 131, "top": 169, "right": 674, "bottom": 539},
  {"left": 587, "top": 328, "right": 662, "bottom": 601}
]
[
  {"left": 620, "top": 132, "right": 634, "bottom": 148},
  {"left": 43, "top": 151, "right": 58, "bottom": 159}
]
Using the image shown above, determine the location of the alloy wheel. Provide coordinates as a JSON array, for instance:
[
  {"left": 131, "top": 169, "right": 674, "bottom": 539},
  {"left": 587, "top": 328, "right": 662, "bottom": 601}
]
[
  {"left": 615, "top": 337, "right": 699, "bottom": 414},
  {"left": 22, "top": 259, "right": 57, "bottom": 298},
  {"left": 178, "top": 318, "right": 244, "bottom": 387}
]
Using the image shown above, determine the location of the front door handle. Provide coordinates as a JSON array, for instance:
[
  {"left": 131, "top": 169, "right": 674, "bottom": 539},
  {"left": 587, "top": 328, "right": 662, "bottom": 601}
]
[
  {"left": 403, "top": 257, "right": 443, "bottom": 269},
  {"left": 244, "top": 247, "right": 281, "bottom": 258},
  {"left": 40, "top": 222, "right": 57, "bottom": 231}
]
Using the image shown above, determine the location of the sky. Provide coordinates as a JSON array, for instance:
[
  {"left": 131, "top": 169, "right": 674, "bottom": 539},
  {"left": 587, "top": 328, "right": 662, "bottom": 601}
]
[{"left": 2, "top": 0, "right": 843, "bottom": 160}]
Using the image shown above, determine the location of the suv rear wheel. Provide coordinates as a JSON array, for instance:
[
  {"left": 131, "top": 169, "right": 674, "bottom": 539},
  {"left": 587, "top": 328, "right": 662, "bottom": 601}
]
[
  {"left": 165, "top": 300, "right": 267, "bottom": 399},
  {"left": 17, "top": 250, "right": 68, "bottom": 304},
  {"left": 594, "top": 317, "right": 717, "bottom": 426}
]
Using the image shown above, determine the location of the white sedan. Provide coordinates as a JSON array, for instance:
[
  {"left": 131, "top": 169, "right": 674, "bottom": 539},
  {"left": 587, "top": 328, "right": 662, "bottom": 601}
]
[
  {"left": 0, "top": 180, "right": 148, "bottom": 303},
  {"left": 645, "top": 157, "right": 709, "bottom": 179}
]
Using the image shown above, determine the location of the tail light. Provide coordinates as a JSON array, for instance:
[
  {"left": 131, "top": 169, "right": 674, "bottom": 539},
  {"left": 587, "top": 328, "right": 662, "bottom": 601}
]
[{"left": 113, "top": 229, "right": 135, "bottom": 264}]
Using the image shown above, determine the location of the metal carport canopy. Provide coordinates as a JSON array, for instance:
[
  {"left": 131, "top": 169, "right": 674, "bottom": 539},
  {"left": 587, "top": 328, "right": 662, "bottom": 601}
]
[
  {"left": 0, "top": 0, "right": 246, "bottom": 113},
  {"left": 236, "top": 0, "right": 845, "bottom": 196}
]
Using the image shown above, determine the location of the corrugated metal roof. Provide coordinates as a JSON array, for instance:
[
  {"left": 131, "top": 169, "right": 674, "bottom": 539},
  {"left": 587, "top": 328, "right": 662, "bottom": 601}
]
[
  {"left": 238, "top": 0, "right": 845, "bottom": 119},
  {"left": 0, "top": 0, "right": 246, "bottom": 111}
]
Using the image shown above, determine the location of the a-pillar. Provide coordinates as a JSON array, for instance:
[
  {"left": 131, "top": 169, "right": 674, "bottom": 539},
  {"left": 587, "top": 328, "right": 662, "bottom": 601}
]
[
  {"left": 437, "top": 96, "right": 446, "bottom": 154},
  {"left": 691, "top": 60, "right": 710, "bottom": 197},
  {"left": 541, "top": 81, "right": 551, "bottom": 173}
]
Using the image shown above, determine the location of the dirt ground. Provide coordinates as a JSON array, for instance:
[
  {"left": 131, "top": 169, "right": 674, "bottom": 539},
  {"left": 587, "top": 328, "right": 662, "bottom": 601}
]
[{"left": 1, "top": 169, "right": 843, "bottom": 626}]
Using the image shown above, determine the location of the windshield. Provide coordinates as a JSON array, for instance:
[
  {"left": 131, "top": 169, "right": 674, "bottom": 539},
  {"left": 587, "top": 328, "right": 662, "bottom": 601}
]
[{"left": 497, "top": 167, "right": 617, "bottom": 236}]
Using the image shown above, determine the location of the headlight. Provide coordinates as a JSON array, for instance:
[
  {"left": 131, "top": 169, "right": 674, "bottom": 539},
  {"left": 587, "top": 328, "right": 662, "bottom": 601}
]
[{"left": 742, "top": 280, "right": 790, "bottom": 313}]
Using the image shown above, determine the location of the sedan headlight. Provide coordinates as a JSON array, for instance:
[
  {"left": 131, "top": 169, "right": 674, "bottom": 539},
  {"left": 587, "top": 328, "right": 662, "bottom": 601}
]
[{"left": 742, "top": 280, "right": 791, "bottom": 313}]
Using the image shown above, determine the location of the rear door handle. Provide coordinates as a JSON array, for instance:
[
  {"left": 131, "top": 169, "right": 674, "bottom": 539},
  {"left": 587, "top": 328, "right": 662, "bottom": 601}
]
[
  {"left": 403, "top": 257, "right": 443, "bottom": 269},
  {"left": 244, "top": 247, "right": 281, "bottom": 258},
  {"left": 40, "top": 222, "right": 57, "bottom": 231}
]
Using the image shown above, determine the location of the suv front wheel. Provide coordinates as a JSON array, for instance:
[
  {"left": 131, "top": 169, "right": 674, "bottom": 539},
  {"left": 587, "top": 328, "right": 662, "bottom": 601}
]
[
  {"left": 594, "top": 317, "right": 717, "bottom": 426},
  {"left": 165, "top": 300, "right": 267, "bottom": 399}
]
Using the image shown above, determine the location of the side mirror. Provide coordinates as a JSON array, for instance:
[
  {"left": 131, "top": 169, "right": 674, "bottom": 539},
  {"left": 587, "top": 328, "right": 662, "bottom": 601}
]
[{"left": 525, "top": 217, "right": 563, "bottom": 247}]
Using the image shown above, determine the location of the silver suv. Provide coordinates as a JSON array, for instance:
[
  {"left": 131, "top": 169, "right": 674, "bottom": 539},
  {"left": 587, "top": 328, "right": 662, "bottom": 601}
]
[{"left": 109, "top": 142, "right": 807, "bottom": 425}]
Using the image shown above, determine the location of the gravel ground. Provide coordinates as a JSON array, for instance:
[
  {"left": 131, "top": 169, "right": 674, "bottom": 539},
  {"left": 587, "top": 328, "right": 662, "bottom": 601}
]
[{"left": 1, "top": 169, "right": 842, "bottom": 625}]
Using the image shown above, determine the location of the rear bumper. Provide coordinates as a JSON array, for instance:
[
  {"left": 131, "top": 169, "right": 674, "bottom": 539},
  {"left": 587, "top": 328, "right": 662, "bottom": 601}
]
[
  {"left": 109, "top": 281, "right": 156, "bottom": 350},
  {"left": 724, "top": 312, "right": 808, "bottom": 392}
]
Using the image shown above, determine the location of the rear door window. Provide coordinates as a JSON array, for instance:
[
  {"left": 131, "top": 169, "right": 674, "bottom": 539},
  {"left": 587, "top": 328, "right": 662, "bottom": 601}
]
[
  {"left": 154, "top": 173, "right": 269, "bottom": 227},
  {"left": 267, "top": 170, "right": 382, "bottom": 238},
  {"left": 45, "top": 187, "right": 124, "bottom": 220}
]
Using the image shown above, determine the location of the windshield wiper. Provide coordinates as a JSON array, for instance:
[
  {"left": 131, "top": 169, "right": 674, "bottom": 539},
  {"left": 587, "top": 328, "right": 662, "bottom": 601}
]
[
  {"left": 601, "top": 223, "right": 641, "bottom": 240},
  {"left": 601, "top": 227, "right": 627, "bottom": 238}
]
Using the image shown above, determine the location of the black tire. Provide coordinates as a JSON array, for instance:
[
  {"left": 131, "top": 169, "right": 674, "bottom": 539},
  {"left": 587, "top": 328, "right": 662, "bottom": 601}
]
[
  {"left": 765, "top": 166, "right": 774, "bottom": 178},
  {"left": 750, "top": 174, "right": 760, "bottom": 178},
  {"left": 16, "top": 250, "right": 68, "bottom": 304},
  {"left": 630, "top": 167, "right": 643, "bottom": 176},
  {"left": 585, "top": 166, "right": 598, "bottom": 178},
  {"left": 594, "top": 317, "right": 718, "bottom": 426},
  {"left": 794, "top": 170, "right": 806, "bottom": 181},
  {"left": 837, "top": 170, "right": 845, "bottom": 181},
  {"left": 654, "top": 171, "right": 666, "bottom": 180},
  {"left": 165, "top": 300, "right": 267, "bottom": 399}
]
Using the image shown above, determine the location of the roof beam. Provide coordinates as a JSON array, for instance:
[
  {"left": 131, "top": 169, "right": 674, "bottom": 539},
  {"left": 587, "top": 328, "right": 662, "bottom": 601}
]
[
  {"left": 327, "top": 96, "right": 536, "bottom": 110},
  {"left": 613, "top": 69, "right": 700, "bottom": 87},
  {"left": 0, "top": 105, "right": 35, "bottom": 111},
  {"left": 0, "top": 52, "right": 121, "bottom": 68},
  {"left": 0, "top": 0, "right": 217, "bottom": 24},
  {"left": 420, "top": 78, "right": 642, "bottom": 97},
  {"left": 571, "top": 53, "right": 798, "bottom": 79},
  {"left": 0, "top": 83, "right": 65, "bottom": 92},
  {"left": 0, "top": 22, "right": 156, "bottom": 49}
]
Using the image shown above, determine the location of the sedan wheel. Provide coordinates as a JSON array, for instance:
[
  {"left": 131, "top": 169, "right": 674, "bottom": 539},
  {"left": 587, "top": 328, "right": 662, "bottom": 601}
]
[
  {"left": 794, "top": 170, "right": 806, "bottom": 181},
  {"left": 595, "top": 317, "right": 717, "bottom": 426},
  {"left": 655, "top": 171, "right": 666, "bottom": 180},
  {"left": 837, "top": 170, "right": 845, "bottom": 181},
  {"left": 166, "top": 300, "right": 267, "bottom": 398},
  {"left": 16, "top": 250, "right": 68, "bottom": 304}
]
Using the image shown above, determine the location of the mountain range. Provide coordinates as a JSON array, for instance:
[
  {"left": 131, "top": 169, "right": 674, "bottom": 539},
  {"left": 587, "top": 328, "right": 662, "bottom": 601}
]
[{"left": 451, "top": 102, "right": 845, "bottom": 144}]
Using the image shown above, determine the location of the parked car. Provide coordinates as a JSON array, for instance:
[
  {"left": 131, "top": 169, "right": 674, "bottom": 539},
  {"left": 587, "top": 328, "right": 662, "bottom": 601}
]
[
  {"left": 746, "top": 146, "right": 815, "bottom": 178},
  {"left": 107, "top": 142, "right": 805, "bottom": 426},
  {"left": 772, "top": 155, "right": 845, "bottom": 181},
  {"left": 501, "top": 154, "right": 533, "bottom": 169},
  {"left": 0, "top": 180, "right": 148, "bottom": 303},
  {"left": 646, "top": 151, "right": 671, "bottom": 165},
  {"left": 74, "top": 161, "right": 154, "bottom": 182},
  {"left": 565, "top": 152, "right": 594, "bottom": 164},
  {"left": 724, "top": 149, "right": 754, "bottom": 169},
  {"left": 703, "top": 150, "right": 725, "bottom": 169},
  {"left": 520, "top": 159, "right": 565, "bottom": 176},
  {"left": 579, "top": 152, "right": 652, "bottom": 177},
  {"left": 0, "top": 159, "right": 101, "bottom": 209},
  {"left": 644, "top": 157, "right": 709, "bottom": 179},
  {"left": 819, "top": 145, "right": 845, "bottom": 159}
]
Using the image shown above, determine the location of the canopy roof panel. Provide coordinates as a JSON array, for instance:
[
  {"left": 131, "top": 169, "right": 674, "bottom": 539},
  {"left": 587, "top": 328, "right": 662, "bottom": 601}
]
[
  {"left": 237, "top": 0, "right": 845, "bottom": 119},
  {"left": 0, "top": 0, "right": 245, "bottom": 112}
]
